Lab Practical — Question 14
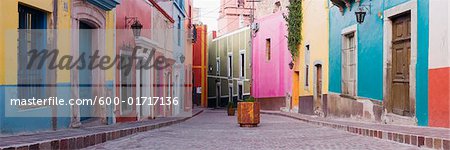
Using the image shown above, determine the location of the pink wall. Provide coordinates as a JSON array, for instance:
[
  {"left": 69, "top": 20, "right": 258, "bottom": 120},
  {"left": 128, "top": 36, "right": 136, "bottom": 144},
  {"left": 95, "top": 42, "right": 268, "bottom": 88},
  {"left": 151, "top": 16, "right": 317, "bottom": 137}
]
[
  {"left": 115, "top": 0, "right": 153, "bottom": 121},
  {"left": 252, "top": 11, "right": 292, "bottom": 98}
]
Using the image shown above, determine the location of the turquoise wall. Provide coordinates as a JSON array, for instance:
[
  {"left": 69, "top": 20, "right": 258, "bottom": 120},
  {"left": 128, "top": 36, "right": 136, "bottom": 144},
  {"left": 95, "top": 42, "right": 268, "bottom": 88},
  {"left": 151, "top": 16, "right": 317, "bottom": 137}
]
[
  {"left": 416, "top": 0, "right": 429, "bottom": 126},
  {"left": 0, "top": 81, "right": 115, "bottom": 134},
  {"left": 329, "top": 0, "right": 429, "bottom": 126},
  {"left": 329, "top": 0, "right": 384, "bottom": 100}
]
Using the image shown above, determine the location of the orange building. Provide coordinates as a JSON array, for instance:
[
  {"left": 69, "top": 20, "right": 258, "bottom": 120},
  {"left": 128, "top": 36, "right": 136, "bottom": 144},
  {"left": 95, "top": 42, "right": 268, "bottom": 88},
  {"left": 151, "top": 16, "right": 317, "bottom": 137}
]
[{"left": 193, "top": 25, "right": 208, "bottom": 107}]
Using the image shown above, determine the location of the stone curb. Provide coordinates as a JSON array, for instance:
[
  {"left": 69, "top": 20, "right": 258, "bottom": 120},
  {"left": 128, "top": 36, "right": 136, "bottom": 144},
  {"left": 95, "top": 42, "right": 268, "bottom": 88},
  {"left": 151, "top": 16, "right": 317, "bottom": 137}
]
[
  {"left": 0, "top": 109, "right": 204, "bottom": 150},
  {"left": 261, "top": 111, "right": 450, "bottom": 150}
]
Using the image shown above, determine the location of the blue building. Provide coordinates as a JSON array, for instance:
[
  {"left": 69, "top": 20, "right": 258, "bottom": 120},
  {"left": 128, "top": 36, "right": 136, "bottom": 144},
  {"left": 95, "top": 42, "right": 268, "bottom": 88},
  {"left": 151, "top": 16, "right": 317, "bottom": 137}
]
[
  {"left": 0, "top": 0, "right": 119, "bottom": 134},
  {"left": 158, "top": 0, "right": 193, "bottom": 116},
  {"left": 328, "top": 0, "right": 428, "bottom": 126}
]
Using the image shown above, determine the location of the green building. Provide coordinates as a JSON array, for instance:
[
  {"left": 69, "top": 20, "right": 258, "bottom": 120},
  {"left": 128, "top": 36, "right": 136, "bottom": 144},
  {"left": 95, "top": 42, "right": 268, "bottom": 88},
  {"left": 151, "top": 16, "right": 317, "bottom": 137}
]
[{"left": 207, "top": 27, "right": 252, "bottom": 108}]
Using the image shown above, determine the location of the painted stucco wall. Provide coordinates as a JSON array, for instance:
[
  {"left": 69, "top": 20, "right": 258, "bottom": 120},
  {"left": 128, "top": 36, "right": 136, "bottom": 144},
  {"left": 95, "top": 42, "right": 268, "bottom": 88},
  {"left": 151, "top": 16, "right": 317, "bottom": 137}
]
[
  {"left": 254, "top": 0, "right": 290, "bottom": 19},
  {"left": 428, "top": 0, "right": 449, "bottom": 128},
  {"left": 416, "top": 0, "right": 429, "bottom": 127},
  {"left": 252, "top": 12, "right": 292, "bottom": 99},
  {"left": 115, "top": 0, "right": 154, "bottom": 121},
  {"left": 207, "top": 28, "right": 251, "bottom": 107},
  {"left": 329, "top": 0, "right": 383, "bottom": 101},
  {"left": 329, "top": 0, "right": 429, "bottom": 126},
  {"left": 292, "top": 0, "right": 329, "bottom": 113},
  {"left": 0, "top": 0, "right": 117, "bottom": 134},
  {"left": 295, "top": 0, "right": 330, "bottom": 96},
  {"left": 217, "top": 0, "right": 252, "bottom": 36},
  {"left": 192, "top": 25, "right": 208, "bottom": 107}
]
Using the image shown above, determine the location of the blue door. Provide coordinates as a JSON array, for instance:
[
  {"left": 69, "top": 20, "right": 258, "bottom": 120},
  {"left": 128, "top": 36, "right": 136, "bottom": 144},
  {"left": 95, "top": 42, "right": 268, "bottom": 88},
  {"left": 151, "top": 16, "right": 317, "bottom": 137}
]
[{"left": 79, "top": 22, "right": 93, "bottom": 121}]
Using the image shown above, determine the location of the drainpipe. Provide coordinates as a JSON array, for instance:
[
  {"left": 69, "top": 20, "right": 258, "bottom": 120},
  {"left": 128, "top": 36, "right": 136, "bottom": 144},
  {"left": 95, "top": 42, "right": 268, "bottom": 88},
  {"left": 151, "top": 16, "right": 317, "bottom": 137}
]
[{"left": 50, "top": 0, "right": 58, "bottom": 131}]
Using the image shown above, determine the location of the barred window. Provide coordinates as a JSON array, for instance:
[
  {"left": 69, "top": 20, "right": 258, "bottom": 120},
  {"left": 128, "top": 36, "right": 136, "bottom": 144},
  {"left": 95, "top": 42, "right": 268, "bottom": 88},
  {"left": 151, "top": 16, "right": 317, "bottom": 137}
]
[
  {"left": 342, "top": 33, "right": 357, "bottom": 96},
  {"left": 18, "top": 5, "right": 47, "bottom": 101}
]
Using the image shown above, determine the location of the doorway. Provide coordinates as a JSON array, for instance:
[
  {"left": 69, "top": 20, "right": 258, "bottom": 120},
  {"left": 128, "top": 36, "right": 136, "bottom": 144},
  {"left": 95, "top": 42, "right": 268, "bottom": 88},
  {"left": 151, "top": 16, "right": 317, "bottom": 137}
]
[
  {"left": 389, "top": 12, "right": 411, "bottom": 116},
  {"left": 314, "top": 64, "right": 323, "bottom": 114},
  {"left": 216, "top": 82, "right": 221, "bottom": 108},
  {"left": 79, "top": 21, "right": 94, "bottom": 121}
]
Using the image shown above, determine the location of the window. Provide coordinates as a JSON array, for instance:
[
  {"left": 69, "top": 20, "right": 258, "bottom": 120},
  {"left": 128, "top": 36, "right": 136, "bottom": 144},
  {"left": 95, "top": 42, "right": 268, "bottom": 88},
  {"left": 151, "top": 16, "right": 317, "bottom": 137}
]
[
  {"left": 121, "top": 55, "right": 133, "bottom": 113},
  {"left": 216, "top": 58, "right": 220, "bottom": 75},
  {"left": 342, "top": 32, "right": 356, "bottom": 96},
  {"left": 238, "top": 0, "right": 245, "bottom": 7},
  {"left": 238, "top": 83, "right": 243, "bottom": 100},
  {"left": 18, "top": 5, "right": 47, "bottom": 101},
  {"left": 177, "top": 16, "right": 181, "bottom": 46},
  {"left": 228, "top": 53, "right": 232, "bottom": 78},
  {"left": 305, "top": 45, "right": 310, "bottom": 87},
  {"left": 305, "top": 65, "right": 309, "bottom": 87},
  {"left": 229, "top": 86, "right": 233, "bottom": 102},
  {"left": 266, "top": 38, "right": 271, "bottom": 60},
  {"left": 273, "top": 1, "right": 281, "bottom": 13},
  {"left": 239, "top": 50, "right": 245, "bottom": 78}
]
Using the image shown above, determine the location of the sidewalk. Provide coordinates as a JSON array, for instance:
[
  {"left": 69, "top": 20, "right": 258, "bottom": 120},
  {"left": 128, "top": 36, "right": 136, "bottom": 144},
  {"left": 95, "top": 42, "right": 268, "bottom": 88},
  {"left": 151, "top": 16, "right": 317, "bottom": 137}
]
[
  {"left": 261, "top": 110, "right": 450, "bottom": 149},
  {"left": 0, "top": 109, "right": 204, "bottom": 150}
]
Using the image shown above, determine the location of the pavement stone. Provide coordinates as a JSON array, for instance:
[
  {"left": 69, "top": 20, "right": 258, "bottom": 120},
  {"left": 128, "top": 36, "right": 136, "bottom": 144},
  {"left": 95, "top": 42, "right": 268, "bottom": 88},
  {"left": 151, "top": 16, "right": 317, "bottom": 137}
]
[{"left": 86, "top": 110, "right": 420, "bottom": 150}]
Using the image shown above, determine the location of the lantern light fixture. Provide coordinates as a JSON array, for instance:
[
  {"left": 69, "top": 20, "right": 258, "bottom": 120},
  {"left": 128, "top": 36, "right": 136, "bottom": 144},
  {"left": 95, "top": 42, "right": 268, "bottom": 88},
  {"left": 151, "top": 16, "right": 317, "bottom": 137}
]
[
  {"left": 289, "top": 61, "right": 294, "bottom": 70},
  {"left": 355, "top": 1, "right": 372, "bottom": 24},
  {"left": 131, "top": 20, "right": 143, "bottom": 37},
  {"left": 125, "top": 17, "right": 143, "bottom": 37},
  {"left": 180, "top": 55, "right": 186, "bottom": 63}
]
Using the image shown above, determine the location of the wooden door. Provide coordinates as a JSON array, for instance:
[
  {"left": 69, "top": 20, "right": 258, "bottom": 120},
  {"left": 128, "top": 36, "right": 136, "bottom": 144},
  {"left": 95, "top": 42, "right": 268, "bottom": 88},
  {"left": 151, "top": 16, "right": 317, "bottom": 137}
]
[
  {"left": 315, "top": 64, "right": 323, "bottom": 110},
  {"left": 390, "top": 13, "right": 411, "bottom": 116}
]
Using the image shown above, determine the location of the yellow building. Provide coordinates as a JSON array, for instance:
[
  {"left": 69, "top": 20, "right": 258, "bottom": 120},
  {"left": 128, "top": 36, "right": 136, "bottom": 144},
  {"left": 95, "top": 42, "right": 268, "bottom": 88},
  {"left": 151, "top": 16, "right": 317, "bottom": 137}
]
[
  {"left": 292, "top": 0, "right": 329, "bottom": 116},
  {"left": 0, "top": 0, "right": 118, "bottom": 134}
]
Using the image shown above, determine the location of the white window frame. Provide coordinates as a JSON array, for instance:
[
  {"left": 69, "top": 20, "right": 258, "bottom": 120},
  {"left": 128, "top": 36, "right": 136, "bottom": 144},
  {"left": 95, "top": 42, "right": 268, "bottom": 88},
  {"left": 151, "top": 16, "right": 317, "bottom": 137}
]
[
  {"left": 266, "top": 38, "right": 271, "bottom": 61},
  {"left": 228, "top": 83, "right": 233, "bottom": 102},
  {"left": 119, "top": 50, "right": 133, "bottom": 115},
  {"left": 239, "top": 50, "right": 246, "bottom": 78},
  {"left": 341, "top": 24, "right": 358, "bottom": 97},
  {"left": 237, "top": 80, "right": 244, "bottom": 100},
  {"left": 304, "top": 44, "right": 310, "bottom": 89},
  {"left": 227, "top": 52, "right": 233, "bottom": 78},
  {"left": 216, "top": 57, "right": 220, "bottom": 75}
]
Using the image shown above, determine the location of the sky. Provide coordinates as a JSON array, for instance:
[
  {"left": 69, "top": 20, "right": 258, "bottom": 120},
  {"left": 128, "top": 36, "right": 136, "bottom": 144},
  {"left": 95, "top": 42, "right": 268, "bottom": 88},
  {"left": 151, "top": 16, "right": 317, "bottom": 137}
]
[{"left": 193, "top": 0, "right": 220, "bottom": 31}]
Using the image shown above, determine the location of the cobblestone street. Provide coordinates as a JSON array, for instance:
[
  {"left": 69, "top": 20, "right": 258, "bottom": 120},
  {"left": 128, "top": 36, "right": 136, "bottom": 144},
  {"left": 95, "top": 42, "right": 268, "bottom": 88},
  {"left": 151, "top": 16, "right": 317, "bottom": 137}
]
[{"left": 86, "top": 110, "right": 419, "bottom": 150}]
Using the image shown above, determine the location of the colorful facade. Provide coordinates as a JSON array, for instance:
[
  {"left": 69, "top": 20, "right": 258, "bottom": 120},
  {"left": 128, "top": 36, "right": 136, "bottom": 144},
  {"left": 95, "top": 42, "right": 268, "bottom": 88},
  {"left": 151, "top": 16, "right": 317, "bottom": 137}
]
[
  {"left": 428, "top": 0, "right": 450, "bottom": 128},
  {"left": 252, "top": 11, "right": 292, "bottom": 110},
  {"left": 253, "top": 0, "right": 290, "bottom": 19},
  {"left": 192, "top": 25, "right": 208, "bottom": 108},
  {"left": 217, "top": 0, "right": 252, "bottom": 36},
  {"left": 294, "top": 0, "right": 329, "bottom": 115},
  {"left": 115, "top": 0, "right": 176, "bottom": 122},
  {"left": 207, "top": 27, "right": 252, "bottom": 108},
  {"left": 0, "top": 0, "right": 118, "bottom": 133},
  {"left": 328, "top": 0, "right": 430, "bottom": 126},
  {"left": 183, "top": 0, "right": 194, "bottom": 113},
  {"left": 159, "top": 0, "right": 192, "bottom": 116}
]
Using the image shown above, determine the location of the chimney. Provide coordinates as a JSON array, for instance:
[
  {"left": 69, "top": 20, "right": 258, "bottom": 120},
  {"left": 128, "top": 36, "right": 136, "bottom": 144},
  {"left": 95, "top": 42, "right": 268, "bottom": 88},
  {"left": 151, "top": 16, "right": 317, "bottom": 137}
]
[{"left": 212, "top": 31, "right": 217, "bottom": 39}]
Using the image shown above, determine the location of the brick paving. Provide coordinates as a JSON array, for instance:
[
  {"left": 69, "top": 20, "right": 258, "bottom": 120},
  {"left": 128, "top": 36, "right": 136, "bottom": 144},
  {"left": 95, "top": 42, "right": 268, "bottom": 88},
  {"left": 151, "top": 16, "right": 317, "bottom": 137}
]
[
  {"left": 262, "top": 111, "right": 450, "bottom": 149},
  {"left": 87, "top": 110, "right": 419, "bottom": 150},
  {"left": 0, "top": 109, "right": 203, "bottom": 150}
]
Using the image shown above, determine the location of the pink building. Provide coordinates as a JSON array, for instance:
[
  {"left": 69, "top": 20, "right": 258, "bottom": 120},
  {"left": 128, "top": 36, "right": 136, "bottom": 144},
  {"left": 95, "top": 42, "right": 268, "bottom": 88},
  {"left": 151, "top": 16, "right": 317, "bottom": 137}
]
[
  {"left": 217, "top": 0, "right": 253, "bottom": 36},
  {"left": 251, "top": 11, "right": 292, "bottom": 110}
]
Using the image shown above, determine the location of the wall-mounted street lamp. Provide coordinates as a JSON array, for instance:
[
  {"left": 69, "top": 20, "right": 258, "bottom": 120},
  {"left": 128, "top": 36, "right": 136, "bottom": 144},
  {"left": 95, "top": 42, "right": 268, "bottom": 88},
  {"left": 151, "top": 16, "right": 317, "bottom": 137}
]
[
  {"left": 355, "top": 1, "right": 371, "bottom": 24},
  {"left": 289, "top": 61, "right": 294, "bottom": 70},
  {"left": 209, "top": 65, "right": 213, "bottom": 73},
  {"left": 125, "top": 17, "right": 143, "bottom": 37},
  {"left": 179, "top": 55, "right": 186, "bottom": 63}
]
